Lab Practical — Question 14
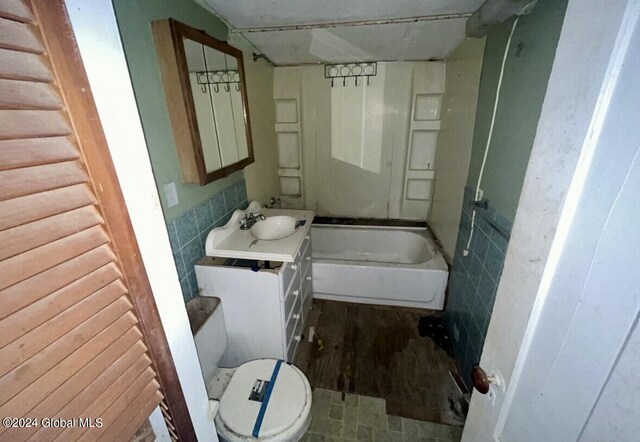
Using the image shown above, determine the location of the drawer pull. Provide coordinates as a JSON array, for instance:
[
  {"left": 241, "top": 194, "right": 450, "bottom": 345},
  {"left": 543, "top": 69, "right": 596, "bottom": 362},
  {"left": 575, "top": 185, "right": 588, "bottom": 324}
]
[
  {"left": 293, "top": 289, "right": 300, "bottom": 296},
  {"left": 293, "top": 313, "right": 300, "bottom": 320},
  {"left": 306, "top": 276, "right": 312, "bottom": 281},
  {"left": 291, "top": 264, "right": 298, "bottom": 270},
  {"left": 295, "top": 335, "right": 302, "bottom": 342},
  {"left": 305, "top": 256, "right": 312, "bottom": 261}
]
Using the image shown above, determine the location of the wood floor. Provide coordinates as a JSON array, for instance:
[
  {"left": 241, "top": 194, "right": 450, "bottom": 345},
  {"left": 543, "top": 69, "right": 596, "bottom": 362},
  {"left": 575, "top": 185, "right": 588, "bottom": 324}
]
[{"left": 295, "top": 299, "right": 465, "bottom": 426}]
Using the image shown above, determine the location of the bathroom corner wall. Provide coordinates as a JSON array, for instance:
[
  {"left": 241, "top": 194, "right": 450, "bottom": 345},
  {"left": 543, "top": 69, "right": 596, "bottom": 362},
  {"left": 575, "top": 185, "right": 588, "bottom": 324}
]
[
  {"left": 465, "top": 0, "right": 569, "bottom": 223},
  {"left": 447, "top": 186, "right": 511, "bottom": 386},
  {"left": 230, "top": 36, "right": 280, "bottom": 206},
  {"left": 445, "top": 0, "right": 568, "bottom": 388},
  {"left": 429, "top": 38, "right": 485, "bottom": 259},
  {"left": 112, "top": 0, "right": 243, "bottom": 222},
  {"left": 167, "top": 180, "right": 248, "bottom": 302},
  {"left": 113, "top": 0, "right": 279, "bottom": 304}
]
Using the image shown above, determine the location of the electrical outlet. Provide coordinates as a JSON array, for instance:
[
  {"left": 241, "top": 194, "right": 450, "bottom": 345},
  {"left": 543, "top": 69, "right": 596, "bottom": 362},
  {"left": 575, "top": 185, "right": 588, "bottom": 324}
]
[{"left": 164, "top": 181, "right": 179, "bottom": 208}]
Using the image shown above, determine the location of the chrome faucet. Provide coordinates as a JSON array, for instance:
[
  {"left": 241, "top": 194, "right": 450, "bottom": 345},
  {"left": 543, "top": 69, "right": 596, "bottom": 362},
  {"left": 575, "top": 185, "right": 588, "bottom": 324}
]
[{"left": 239, "top": 212, "right": 266, "bottom": 230}]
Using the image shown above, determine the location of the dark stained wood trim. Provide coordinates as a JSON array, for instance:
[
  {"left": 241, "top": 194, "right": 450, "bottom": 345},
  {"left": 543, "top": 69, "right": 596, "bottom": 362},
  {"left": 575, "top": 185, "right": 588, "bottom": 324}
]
[
  {"left": 167, "top": 18, "right": 207, "bottom": 183},
  {"left": 30, "top": 2, "right": 197, "bottom": 440},
  {"left": 154, "top": 18, "right": 255, "bottom": 186}
]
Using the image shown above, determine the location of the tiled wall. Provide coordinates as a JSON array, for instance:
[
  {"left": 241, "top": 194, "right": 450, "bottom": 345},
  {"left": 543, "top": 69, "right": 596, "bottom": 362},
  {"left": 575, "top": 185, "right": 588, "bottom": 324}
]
[
  {"left": 166, "top": 180, "right": 248, "bottom": 302},
  {"left": 445, "top": 186, "right": 512, "bottom": 387}
]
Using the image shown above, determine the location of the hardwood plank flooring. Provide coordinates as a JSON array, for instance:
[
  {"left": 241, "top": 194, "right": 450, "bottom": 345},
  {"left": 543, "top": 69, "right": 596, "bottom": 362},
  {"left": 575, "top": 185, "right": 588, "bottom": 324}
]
[{"left": 295, "top": 299, "right": 465, "bottom": 426}]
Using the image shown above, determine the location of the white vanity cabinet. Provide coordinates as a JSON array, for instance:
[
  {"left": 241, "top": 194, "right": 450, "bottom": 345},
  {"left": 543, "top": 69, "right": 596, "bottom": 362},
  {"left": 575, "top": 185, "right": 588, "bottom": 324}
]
[{"left": 194, "top": 234, "right": 313, "bottom": 367}]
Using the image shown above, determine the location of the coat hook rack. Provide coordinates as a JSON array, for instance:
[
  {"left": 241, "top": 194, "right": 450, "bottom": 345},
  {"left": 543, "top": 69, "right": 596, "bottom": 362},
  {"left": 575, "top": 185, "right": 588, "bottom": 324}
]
[
  {"left": 196, "top": 70, "right": 241, "bottom": 93},
  {"left": 324, "top": 62, "right": 377, "bottom": 88}
]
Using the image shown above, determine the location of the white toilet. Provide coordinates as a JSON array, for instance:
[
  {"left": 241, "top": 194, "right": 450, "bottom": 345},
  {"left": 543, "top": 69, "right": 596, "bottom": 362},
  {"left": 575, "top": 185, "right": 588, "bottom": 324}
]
[{"left": 192, "top": 299, "right": 312, "bottom": 441}]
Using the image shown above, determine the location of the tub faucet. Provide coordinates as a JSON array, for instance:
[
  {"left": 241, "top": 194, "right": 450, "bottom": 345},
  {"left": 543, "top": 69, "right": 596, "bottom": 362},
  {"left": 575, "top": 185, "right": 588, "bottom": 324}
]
[{"left": 239, "top": 212, "right": 266, "bottom": 230}]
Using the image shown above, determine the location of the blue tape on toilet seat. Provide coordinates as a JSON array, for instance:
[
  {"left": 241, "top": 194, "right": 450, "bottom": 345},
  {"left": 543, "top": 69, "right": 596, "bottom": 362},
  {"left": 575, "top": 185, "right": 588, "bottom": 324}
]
[{"left": 252, "top": 359, "right": 283, "bottom": 437}]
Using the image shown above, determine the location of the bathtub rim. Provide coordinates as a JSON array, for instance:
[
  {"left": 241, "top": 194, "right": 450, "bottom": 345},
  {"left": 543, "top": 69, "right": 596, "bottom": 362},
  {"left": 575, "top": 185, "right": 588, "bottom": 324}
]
[{"left": 311, "top": 223, "right": 447, "bottom": 269}]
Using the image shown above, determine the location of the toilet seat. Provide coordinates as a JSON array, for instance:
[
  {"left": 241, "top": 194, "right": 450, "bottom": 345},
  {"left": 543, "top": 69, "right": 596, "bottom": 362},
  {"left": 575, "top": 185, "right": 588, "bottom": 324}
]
[{"left": 215, "top": 359, "right": 312, "bottom": 441}]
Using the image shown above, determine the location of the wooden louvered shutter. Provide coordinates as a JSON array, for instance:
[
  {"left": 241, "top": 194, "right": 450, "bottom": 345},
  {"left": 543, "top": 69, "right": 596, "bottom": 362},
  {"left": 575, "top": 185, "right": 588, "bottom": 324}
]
[{"left": 0, "top": 1, "right": 196, "bottom": 441}]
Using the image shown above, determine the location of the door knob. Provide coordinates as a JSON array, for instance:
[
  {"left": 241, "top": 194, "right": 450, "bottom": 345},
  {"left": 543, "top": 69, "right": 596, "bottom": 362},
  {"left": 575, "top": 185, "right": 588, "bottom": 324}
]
[{"left": 471, "top": 365, "right": 503, "bottom": 394}]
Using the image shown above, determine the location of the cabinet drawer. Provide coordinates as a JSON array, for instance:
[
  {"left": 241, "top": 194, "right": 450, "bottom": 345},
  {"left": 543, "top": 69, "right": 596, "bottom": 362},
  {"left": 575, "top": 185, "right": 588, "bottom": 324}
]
[
  {"left": 284, "top": 278, "right": 302, "bottom": 319},
  {"left": 297, "top": 234, "right": 311, "bottom": 260},
  {"left": 286, "top": 314, "right": 304, "bottom": 361},
  {"left": 283, "top": 287, "right": 296, "bottom": 322},
  {"left": 285, "top": 290, "right": 302, "bottom": 337},
  {"left": 286, "top": 334, "right": 298, "bottom": 362},
  {"left": 301, "top": 244, "right": 312, "bottom": 275},
  {"left": 301, "top": 267, "right": 312, "bottom": 297},
  {"left": 282, "top": 260, "right": 300, "bottom": 294},
  {"left": 284, "top": 300, "right": 302, "bottom": 343}
]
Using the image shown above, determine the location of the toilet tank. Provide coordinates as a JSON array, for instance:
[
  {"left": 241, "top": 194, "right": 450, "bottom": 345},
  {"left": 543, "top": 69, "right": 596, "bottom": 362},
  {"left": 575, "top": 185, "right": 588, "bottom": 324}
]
[{"left": 190, "top": 297, "right": 229, "bottom": 385}]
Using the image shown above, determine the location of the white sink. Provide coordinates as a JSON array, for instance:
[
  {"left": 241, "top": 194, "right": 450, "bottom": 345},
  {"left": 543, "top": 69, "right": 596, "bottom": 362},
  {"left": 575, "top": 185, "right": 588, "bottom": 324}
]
[
  {"left": 250, "top": 215, "right": 297, "bottom": 241},
  {"left": 204, "top": 201, "right": 314, "bottom": 262}
]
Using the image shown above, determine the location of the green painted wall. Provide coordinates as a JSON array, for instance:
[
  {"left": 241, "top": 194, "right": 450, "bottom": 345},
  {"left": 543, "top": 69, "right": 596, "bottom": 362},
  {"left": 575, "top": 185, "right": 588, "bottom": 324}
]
[
  {"left": 466, "top": 0, "right": 568, "bottom": 222},
  {"left": 112, "top": 0, "right": 243, "bottom": 221}
]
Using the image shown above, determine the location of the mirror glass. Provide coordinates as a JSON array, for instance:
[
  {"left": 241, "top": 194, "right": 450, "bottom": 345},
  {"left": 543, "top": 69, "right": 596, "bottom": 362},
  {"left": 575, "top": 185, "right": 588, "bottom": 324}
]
[{"left": 183, "top": 38, "right": 249, "bottom": 173}]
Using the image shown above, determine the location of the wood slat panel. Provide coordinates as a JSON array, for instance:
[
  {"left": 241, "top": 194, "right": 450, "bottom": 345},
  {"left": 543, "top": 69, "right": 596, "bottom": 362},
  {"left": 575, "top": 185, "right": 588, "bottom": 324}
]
[
  {"left": 78, "top": 374, "right": 161, "bottom": 442},
  {"left": 0, "top": 136, "right": 80, "bottom": 171},
  {"left": 0, "top": 205, "right": 103, "bottom": 260},
  {"left": 0, "top": 17, "right": 41, "bottom": 53},
  {"left": 0, "top": 109, "right": 71, "bottom": 139},
  {"left": 0, "top": 225, "right": 108, "bottom": 290},
  {"left": 117, "top": 396, "right": 165, "bottom": 442},
  {"left": 0, "top": 78, "right": 61, "bottom": 109},
  {"left": 105, "top": 390, "right": 164, "bottom": 442},
  {"left": 29, "top": 3, "right": 197, "bottom": 438},
  {"left": 0, "top": 48, "right": 51, "bottom": 82},
  {"left": 0, "top": 183, "right": 93, "bottom": 230},
  {"left": 0, "top": 324, "right": 142, "bottom": 431},
  {"left": 23, "top": 348, "right": 150, "bottom": 442},
  {"left": 0, "top": 244, "right": 115, "bottom": 319},
  {"left": 0, "top": 282, "right": 127, "bottom": 377},
  {"left": 0, "top": 160, "right": 87, "bottom": 201},
  {"left": 0, "top": 302, "right": 134, "bottom": 406},
  {"left": 64, "top": 367, "right": 154, "bottom": 442},
  {"left": 0, "top": 0, "right": 33, "bottom": 23},
  {"left": 0, "top": 263, "right": 121, "bottom": 347},
  {"left": 0, "top": 3, "right": 187, "bottom": 440}
]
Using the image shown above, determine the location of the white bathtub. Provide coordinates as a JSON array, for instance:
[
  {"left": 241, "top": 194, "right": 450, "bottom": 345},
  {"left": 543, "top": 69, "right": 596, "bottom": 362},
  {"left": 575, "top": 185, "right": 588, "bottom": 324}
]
[{"left": 311, "top": 225, "right": 448, "bottom": 310}]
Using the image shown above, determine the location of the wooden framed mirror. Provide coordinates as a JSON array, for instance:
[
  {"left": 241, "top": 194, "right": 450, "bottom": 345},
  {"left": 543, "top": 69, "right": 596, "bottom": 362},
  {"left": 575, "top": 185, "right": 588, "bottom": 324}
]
[{"left": 152, "top": 19, "right": 254, "bottom": 185}]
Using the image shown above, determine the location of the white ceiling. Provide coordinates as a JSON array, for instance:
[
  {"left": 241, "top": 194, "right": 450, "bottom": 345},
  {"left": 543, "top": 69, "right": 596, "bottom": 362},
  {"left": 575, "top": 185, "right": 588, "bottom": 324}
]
[{"left": 200, "top": 0, "right": 484, "bottom": 65}]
